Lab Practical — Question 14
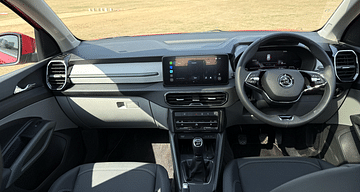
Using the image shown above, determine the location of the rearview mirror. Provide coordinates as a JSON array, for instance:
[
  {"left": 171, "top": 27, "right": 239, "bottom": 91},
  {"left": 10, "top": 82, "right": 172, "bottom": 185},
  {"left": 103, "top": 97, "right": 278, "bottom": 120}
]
[{"left": 0, "top": 33, "right": 37, "bottom": 66}]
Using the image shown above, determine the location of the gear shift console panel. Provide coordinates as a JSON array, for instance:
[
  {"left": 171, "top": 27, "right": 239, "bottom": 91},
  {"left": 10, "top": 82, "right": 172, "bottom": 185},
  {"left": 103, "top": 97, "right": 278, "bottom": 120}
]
[
  {"left": 170, "top": 109, "right": 224, "bottom": 191},
  {"left": 185, "top": 137, "right": 209, "bottom": 182},
  {"left": 177, "top": 135, "right": 217, "bottom": 185}
]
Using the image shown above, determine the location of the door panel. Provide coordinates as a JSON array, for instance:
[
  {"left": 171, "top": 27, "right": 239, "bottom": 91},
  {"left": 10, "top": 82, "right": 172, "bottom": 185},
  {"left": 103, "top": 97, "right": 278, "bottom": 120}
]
[
  {"left": 327, "top": 89, "right": 360, "bottom": 126},
  {"left": 1, "top": 118, "right": 55, "bottom": 189},
  {"left": 0, "top": 59, "right": 76, "bottom": 130},
  {"left": 0, "top": 60, "right": 77, "bottom": 191}
]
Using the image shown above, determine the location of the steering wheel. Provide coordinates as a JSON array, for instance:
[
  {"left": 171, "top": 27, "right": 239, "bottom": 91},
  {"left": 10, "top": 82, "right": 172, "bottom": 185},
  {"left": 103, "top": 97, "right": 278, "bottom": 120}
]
[{"left": 235, "top": 33, "right": 336, "bottom": 128}]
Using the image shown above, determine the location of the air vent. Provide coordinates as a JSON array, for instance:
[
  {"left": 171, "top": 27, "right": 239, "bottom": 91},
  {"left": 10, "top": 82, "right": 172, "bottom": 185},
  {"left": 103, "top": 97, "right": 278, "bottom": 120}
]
[
  {"left": 46, "top": 61, "right": 67, "bottom": 90},
  {"left": 334, "top": 50, "right": 359, "bottom": 82},
  {"left": 165, "top": 92, "right": 227, "bottom": 106}
]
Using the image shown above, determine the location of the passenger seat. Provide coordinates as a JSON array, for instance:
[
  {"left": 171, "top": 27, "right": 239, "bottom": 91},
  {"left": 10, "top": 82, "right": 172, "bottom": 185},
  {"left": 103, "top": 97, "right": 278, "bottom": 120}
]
[{"left": 49, "top": 162, "right": 170, "bottom": 192}]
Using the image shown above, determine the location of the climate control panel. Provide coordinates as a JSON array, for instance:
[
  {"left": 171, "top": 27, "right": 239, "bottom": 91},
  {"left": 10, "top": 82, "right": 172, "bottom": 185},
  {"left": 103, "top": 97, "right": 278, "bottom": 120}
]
[{"left": 173, "top": 111, "right": 222, "bottom": 132}]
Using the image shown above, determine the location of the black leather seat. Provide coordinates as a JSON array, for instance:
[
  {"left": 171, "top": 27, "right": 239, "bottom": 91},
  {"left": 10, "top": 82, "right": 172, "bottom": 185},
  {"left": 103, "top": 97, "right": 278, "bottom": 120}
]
[
  {"left": 49, "top": 162, "right": 170, "bottom": 192},
  {"left": 223, "top": 157, "right": 359, "bottom": 192},
  {"left": 270, "top": 164, "right": 360, "bottom": 192}
]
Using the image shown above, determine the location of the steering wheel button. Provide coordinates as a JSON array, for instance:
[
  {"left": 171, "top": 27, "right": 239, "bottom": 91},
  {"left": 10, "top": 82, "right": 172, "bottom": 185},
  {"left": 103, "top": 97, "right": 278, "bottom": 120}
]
[
  {"left": 250, "top": 76, "right": 260, "bottom": 81},
  {"left": 246, "top": 72, "right": 261, "bottom": 86},
  {"left": 311, "top": 75, "right": 325, "bottom": 85}
]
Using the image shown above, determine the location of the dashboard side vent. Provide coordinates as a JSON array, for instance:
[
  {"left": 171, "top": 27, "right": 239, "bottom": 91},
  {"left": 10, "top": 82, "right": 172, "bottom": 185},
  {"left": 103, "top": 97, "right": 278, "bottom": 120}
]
[
  {"left": 46, "top": 61, "right": 67, "bottom": 90},
  {"left": 165, "top": 92, "right": 227, "bottom": 106},
  {"left": 334, "top": 50, "right": 359, "bottom": 82}
]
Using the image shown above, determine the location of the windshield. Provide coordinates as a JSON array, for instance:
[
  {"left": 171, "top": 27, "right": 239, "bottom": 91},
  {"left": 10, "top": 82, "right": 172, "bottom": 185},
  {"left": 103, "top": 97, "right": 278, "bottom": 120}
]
[{"left": 45, "top": 0, "right": 343, "bottom": 40}]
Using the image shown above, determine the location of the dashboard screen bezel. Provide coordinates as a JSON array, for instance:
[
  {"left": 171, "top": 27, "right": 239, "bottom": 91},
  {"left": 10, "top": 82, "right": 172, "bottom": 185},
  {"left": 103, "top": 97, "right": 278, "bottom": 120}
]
[{"left": 163, "top": 54, "right": 229, "bottom": 86}]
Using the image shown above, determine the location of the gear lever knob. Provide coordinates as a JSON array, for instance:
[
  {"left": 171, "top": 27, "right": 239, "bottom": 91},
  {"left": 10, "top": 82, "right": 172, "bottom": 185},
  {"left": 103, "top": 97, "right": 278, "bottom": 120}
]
[{"left": 192, "top": 137, "right": 204, "bottom": 156}]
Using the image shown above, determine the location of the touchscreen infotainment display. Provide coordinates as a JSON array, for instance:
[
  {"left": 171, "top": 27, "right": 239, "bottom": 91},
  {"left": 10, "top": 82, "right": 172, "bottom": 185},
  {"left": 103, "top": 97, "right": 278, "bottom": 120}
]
[{"left": 163, "top": 55, "right": 229, "bottom": 86}]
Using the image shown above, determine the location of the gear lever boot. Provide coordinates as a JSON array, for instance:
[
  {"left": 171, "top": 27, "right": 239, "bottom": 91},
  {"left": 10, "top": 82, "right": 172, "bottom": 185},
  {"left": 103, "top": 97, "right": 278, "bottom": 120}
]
[{"left": 188, "top": 137, "right": 208, "bottom": 182}]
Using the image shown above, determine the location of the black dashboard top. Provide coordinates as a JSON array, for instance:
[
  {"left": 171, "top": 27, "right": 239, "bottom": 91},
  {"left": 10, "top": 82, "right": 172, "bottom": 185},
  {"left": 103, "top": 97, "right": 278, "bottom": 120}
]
[{"left": 68, "top": 31, "right": 334, "bottom": 62}]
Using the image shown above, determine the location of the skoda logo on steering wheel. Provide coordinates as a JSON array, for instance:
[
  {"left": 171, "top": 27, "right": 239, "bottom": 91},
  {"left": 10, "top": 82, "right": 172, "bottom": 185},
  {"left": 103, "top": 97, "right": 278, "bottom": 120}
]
[{"left": 278, "top": 74, "right": 294, "bottom": 88}]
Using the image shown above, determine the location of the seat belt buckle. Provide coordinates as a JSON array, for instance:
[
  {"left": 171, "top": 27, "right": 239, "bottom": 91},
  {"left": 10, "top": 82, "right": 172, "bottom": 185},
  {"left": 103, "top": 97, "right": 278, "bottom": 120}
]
[{"left": 182, "top": 183, "right": 189, "bottom": 192}]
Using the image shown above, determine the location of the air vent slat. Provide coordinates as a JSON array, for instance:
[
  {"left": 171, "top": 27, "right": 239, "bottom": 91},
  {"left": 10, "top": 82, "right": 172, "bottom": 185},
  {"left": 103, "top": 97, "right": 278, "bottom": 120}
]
[
  {"left": 47, "top": 61, "right": 67, "bottom": 90},
  {"left": 166, "top": 92, "right": 227, "bottom": 106},
  {"left": 49, "top": 79, "right": 65, "bottom": 82},
  {"left": 334, "top": 50, "right": 359, "bottom": 82},
  {"left": 49, "top": 81, "right": 65, "bottom": 84}
]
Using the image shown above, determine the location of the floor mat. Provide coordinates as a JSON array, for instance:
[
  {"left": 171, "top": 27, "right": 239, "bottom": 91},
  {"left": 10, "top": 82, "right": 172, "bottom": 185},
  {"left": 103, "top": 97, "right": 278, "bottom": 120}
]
[
  {"left": 104, "top": 129, "right": 174, "bottom": 178},
  {"left": 152, "top": 143, "right": 173, "bottom": 178}
]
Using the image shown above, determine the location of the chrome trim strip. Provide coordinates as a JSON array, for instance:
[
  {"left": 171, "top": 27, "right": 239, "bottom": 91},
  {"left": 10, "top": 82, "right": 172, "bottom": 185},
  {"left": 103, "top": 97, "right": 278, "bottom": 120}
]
[
  {"left": 70, "top": 72, "right": 159, "bottom": 78},
  {"left": 278, "top": 115, "right": 294, "bottom": 121}
]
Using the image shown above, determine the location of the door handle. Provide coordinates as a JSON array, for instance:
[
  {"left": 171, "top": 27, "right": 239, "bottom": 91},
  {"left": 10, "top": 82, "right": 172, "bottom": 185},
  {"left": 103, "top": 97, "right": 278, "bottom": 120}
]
[{"left": 14, "top": 83, "right": 36, "bottom": 94}]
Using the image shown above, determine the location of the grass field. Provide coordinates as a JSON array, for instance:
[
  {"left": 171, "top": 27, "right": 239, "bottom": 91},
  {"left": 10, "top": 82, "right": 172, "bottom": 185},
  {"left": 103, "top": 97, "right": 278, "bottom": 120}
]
[
  {"left": 46, "top": 0, "right": 342, "bottom": 40},
  {"left": 0, "top": 63, "right": 34, "bottom": 76},
  {"left": 0, "top": 0, "right": 342, "bottom": 76}
]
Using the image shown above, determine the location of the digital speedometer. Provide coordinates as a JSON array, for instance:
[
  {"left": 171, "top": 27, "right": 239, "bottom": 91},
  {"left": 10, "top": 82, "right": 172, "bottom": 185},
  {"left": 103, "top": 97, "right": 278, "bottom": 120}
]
[{"left": 246, "top": 50, "right": 302, "bottom": 71}]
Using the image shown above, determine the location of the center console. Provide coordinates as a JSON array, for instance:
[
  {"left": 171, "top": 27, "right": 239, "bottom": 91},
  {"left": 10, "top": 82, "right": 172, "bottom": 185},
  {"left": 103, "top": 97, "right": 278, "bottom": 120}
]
[
  {"left": 169, "top": 109, "right": 225, "bottom": 192},
  {"left": 164, "top": 54, "right": 229, "bottom": 192}
]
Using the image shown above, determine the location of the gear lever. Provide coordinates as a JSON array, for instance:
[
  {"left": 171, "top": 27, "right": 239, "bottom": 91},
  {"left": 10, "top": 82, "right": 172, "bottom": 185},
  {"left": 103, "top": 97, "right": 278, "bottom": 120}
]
[
  {"left": 192, "top": 137, "right": 204, "bottom": 157},
  {"left": 188, "top": 137, "right": 207, "bottom": 182}
]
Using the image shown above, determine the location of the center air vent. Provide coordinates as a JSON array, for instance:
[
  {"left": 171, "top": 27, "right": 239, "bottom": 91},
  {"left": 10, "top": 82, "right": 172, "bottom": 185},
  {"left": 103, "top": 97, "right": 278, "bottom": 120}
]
[
  {"left": 46, "top": 61, "right": 67, "bottom": 90},
  {"left": 334, "top": 50, "right": 359, "bottom": 82},
  {"left": 165, "top": 92, "right": 227, "bottom": 106}
]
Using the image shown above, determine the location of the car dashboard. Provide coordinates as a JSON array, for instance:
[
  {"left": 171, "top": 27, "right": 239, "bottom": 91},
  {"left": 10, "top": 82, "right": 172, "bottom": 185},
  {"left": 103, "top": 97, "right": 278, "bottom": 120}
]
[
  {"left": 44, "top": 31, "right": 358, "bottom": 130},
  {"left": 41, "top": 31, "right": 360, "bottom": 191}
]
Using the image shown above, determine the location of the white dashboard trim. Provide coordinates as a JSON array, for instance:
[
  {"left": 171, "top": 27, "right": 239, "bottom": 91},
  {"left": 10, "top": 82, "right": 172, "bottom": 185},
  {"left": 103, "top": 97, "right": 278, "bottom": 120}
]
[{"left": 69, "top": 62, "right": 163, "bottom": 84}]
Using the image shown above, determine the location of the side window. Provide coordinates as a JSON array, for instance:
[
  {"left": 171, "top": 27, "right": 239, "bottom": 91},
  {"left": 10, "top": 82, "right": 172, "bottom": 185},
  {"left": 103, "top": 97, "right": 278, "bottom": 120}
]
[
  {"left": 0, "top": 3, "right": 37, "bottom": 76},
  {"left": 342, "top": 15, "right": 360, "bottom": 47}
]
